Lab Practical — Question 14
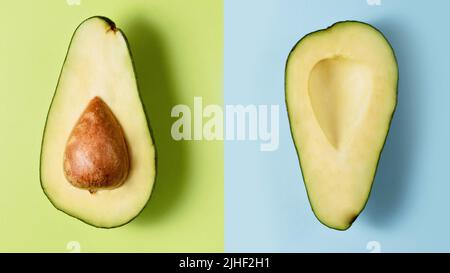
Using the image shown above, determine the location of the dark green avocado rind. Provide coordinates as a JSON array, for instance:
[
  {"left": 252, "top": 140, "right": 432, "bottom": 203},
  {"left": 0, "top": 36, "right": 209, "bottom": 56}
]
[
  {"left": 284, "top": 20, "right": 399, "bottom": 231},
  {"left": 39, "top": 16, "right": 157, "bottom": 229}
]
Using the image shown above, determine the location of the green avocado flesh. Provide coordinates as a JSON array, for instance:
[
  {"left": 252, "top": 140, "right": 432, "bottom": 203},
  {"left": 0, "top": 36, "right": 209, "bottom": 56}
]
[
  {"left": 285, "top": 21, "right": 398, "bottom": 230},
  {"left": 40, "top": 17, "right": 156, "bottom": 228}
]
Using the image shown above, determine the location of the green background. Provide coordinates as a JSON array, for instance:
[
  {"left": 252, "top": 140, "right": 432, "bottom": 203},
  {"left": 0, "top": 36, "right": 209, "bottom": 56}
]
[{"left": 0, "top": 0, "right": 223, "bottom": 252}]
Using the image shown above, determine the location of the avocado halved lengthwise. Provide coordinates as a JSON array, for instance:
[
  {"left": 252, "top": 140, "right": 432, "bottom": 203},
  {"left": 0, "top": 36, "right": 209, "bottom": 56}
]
[
  {"left": 285, "top": 21, "right": 398, "bottom": 230},
  {"left": 40, "top": 16, "right": 156, "bottom": 228}
]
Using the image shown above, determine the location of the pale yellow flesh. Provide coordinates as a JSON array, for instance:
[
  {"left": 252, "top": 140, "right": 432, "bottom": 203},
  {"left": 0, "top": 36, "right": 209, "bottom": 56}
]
[
  {"left": 286, "top": 22, "right": 397, "bottom": 230},
  {"left": 41, "top": 17, "right": 156, "bottom": 228}
]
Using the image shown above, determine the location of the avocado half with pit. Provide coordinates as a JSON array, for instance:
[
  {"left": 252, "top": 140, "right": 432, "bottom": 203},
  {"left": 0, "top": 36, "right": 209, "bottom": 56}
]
[
  {"left": 40, "top": 16, "right": 156, "bottom": 228},
  {"left": 285, "top": 21, "right": 398, "bottom": 230}
]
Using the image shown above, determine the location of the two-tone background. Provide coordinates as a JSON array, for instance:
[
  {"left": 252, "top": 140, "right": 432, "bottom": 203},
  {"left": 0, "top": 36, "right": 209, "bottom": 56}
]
[{"left": 1, "top": 0, "right": 450, "bottom": 252}]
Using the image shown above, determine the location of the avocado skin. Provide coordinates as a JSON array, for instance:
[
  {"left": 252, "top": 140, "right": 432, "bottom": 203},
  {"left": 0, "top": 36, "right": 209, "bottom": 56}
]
[
  {"left": 39, "top": 16, "right": 157, "bottom": 229},
  {"left": 284, "top": 21, "right": 399, "bottom": 231}
]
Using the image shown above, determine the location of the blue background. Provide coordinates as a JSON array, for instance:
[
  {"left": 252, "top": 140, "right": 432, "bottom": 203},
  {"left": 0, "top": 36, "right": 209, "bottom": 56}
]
[{"left": 224, "top": 0, "right": 450, "bottom": 252}]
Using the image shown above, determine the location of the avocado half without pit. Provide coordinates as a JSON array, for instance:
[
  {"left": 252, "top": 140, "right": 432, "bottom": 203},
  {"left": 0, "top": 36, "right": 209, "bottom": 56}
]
[
  {"left": 285, "top": 21, "right": 398, "bottom": 230},
  {"left": 40, "top": 17, "right": 156, "bottom": 228}
]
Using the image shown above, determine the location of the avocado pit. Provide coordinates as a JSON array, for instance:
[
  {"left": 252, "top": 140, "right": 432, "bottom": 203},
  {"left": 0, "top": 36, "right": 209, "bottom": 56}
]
[{"left": 63, "top": 96, "right": 129, "bottom": 192}]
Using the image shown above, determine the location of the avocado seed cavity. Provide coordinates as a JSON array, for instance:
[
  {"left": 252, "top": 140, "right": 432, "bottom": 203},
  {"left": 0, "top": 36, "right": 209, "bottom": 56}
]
[{"left": 63, "top": 96, "right": 129, "bottom": 192}]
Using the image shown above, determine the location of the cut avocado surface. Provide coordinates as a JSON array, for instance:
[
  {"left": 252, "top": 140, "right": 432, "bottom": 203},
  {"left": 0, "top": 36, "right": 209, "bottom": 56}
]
[
  {"left": 40, "top": 16, "right": 156, "bottom": 228},
  {"left": 285, "top": 21, "right": 398, "bottom": 230}
]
